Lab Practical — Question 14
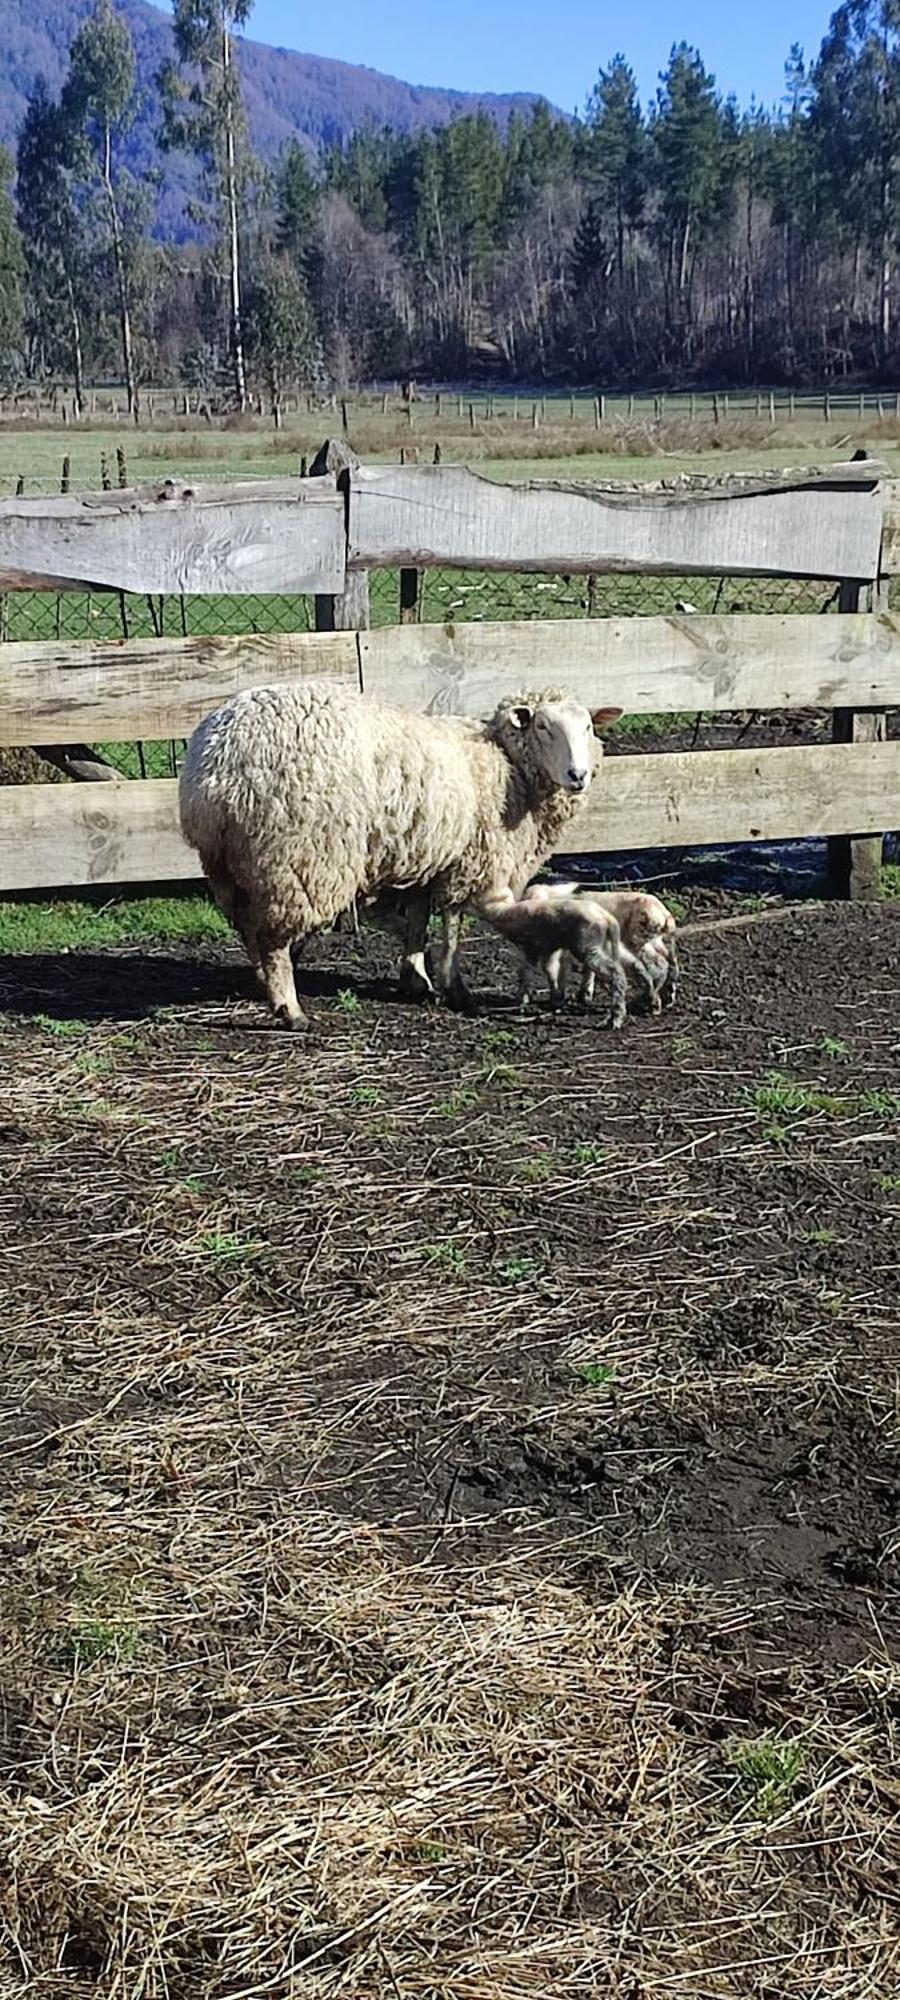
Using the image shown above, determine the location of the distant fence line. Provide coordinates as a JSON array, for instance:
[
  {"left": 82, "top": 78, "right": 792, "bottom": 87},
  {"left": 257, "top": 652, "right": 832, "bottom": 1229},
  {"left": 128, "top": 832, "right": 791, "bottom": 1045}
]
[{"left": 0, "top": 450, "right": 897, "bottom": 905}]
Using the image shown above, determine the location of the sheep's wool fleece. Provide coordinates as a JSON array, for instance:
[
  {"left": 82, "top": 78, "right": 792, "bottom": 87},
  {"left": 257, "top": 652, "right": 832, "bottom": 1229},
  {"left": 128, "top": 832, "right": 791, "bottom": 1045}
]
[{"left": 180, "top": 681, "right": 593, "bottom": 939}]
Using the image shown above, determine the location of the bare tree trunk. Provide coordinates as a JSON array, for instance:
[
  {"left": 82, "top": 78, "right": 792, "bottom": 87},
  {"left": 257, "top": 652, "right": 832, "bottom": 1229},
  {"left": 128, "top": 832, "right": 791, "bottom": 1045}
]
[
  {"left": 64, "top": 268, "right": 85, "bottom": 418},
  {"left": 103, "top": 127, "right": 139, "bottom": 426},
  {"left": 222, "top": 21, "right": 247, "bottom": 412}
]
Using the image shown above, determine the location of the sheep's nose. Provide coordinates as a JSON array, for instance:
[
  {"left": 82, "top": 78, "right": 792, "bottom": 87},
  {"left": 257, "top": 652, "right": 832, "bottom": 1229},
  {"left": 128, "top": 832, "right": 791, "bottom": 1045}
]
[{"left": 568, "top": 768, "right": 587, "bottom": 791}]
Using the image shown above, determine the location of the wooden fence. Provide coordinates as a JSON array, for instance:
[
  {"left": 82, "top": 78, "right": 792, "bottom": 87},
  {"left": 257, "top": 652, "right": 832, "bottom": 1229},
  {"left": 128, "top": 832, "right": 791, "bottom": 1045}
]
[{"left": 0, "top": 455, "right": 898, "bottom": 901}]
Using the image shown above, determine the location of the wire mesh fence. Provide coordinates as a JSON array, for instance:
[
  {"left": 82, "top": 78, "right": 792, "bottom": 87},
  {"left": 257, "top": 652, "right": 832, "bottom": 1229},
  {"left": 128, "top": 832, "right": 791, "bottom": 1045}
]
[{"left": 0, "top": 563, "right": 869, "bottom": 785}]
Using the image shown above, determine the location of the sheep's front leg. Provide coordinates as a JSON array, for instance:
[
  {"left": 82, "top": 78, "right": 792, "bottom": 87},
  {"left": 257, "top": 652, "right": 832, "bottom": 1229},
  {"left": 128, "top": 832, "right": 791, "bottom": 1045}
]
[
  {"left": 543, "top": 950, "right": 566, "bottom": 1010},
  {"left": 398, "top": 887, "right": 437, "bottom": 1003},
  {"left": 435, "top": 909, "right": 479, "bottom": 1016},
  {"left": 658, "top": 941, "right": 679, "bottom": 1010},
  {"left": 260, "top": 931, "right": 307, "bottom": 1029}
]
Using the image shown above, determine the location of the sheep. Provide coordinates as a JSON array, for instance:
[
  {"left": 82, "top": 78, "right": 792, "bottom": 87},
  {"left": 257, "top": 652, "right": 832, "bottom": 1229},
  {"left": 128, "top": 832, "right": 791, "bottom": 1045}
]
[
  {"left": 529, "top": 884, "right": 678, "bottom": 1011},
  {"left": 480, "top": 883, "right": 678, "bottom": 1017},
  {"left": 178, "top": 681, "right": 619, "bottom": 1028},
  {"left": 478, "top": 885, "right": 628, "bottom": 1027}
]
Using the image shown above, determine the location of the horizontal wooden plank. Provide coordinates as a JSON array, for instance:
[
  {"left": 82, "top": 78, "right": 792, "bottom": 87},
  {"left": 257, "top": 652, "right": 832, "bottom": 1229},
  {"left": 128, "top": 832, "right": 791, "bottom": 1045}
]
[
  {"left": 0, "top": 477, "right": 345, "bottom": 595},
  {"left": 4, "top": 614, "right": 900, "bottom": 748},
  {"left": 2, "top": 741, "right": 897, "bottom": 893},
  {"left": 358, "top": 614, "right": 900, "bottom": 719},
  {"left": 0, "top": 631, "right": 361, "bottom": 745},
  {"left": 349, "top": 462, "right": 884, "bottom": 580}
]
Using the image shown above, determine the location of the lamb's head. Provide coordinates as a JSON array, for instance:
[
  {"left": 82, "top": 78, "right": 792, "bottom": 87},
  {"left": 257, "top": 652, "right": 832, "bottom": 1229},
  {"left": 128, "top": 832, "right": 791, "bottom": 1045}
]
[{"left": 491, "top": 691, "right": 621, "bottom": 795}]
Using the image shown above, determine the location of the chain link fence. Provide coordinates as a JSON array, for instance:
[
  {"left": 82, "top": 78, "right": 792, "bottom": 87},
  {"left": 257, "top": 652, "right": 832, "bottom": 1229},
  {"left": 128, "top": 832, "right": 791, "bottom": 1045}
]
[{"left": 0, "top": 566, "right": 867, "bottom": 781}]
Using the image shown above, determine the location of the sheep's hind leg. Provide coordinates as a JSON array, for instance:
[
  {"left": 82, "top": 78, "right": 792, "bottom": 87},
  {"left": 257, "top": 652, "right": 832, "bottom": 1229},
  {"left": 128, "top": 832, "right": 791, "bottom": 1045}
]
[
  {"left": 436, "top": 910, "right": 479, "bottom": 1016},
  {"left": 585, "top": 944, "right": 627, "bottom": 1030},
  {"left": 259, "top": 932, "right": 307, "bottom": 1030},
  {"left": 659, "top": 942, "right": 679, "bottom": 1010},
  {"left": 398, "top": 887, "right": 438, "bottom": 1003}
]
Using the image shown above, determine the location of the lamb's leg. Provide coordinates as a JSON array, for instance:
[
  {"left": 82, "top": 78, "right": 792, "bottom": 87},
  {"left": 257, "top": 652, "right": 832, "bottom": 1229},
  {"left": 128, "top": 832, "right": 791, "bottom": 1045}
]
[
  {"left": 398, "top": 887, "right": 436, "bottom": 1002},
  {"left": 259, "top": 931, "right": 307, "bottom": 1030},
  {"left": 516, "top": 954, "right": 538, "bottom": 1013},
  {"left": 544, "top": 949, "right": 565, "bottom": 1009},
  {"left": 584, "top": 943, "right": 628, "bottom": 1030},
  {"left": 659, "top": 941, "right": 679, "bottom": 1010},
  {"left": 578, "top": 966, "right": 597, "bottom": 1007},
  {"left": 435, "top": 909, "right": 479, "bottom": 1016},
  {"left": 622, "top": 944, "right": 660, "bottom": 1015}
]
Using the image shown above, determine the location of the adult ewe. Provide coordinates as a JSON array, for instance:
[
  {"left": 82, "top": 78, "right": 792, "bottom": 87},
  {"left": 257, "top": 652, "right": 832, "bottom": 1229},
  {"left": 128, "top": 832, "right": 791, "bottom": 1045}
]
[{"left": 179, "top": 681, "right": 617, "bottom": 1027}]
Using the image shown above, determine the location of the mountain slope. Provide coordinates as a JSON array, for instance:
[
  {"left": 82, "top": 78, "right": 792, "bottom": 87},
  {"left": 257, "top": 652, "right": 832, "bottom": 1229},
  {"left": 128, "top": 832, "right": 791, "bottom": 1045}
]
[{"left": 0, "top": 0, "right": 552, "bottom": 236}]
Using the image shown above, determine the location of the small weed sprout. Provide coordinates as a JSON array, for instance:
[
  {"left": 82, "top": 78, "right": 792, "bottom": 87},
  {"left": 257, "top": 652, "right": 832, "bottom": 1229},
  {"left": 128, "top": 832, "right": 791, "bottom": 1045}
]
[
  {"left": 422, "top": 1240, "right": 467, "bottom": 1277},
  {"left": 336, "top": 989, "right": 361, "bottom": 1016},
  {"left": 726, "top": 1735, "right": 806, "bottom": 1813},
  {"left": 197, "top": 1230, "right": 262, "bottom": 1263},
  {"left": 350, "top": 1083, "right": 383, "bottom": 1109},
  {"left": 576, "top": 1361, "right": 616, "bottom": 1388}
]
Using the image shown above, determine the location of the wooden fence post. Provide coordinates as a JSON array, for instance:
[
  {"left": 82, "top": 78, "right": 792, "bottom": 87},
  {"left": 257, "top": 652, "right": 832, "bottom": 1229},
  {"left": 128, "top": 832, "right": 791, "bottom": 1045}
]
[
  {"left": 309, "top": 438, "right": 369, "bottom": 637},
  {"left": 399, "top": 567, "right": 419, "bottom": 623},
  {"left": 826, "top": 576, "right": 887, "bottom": 900}
]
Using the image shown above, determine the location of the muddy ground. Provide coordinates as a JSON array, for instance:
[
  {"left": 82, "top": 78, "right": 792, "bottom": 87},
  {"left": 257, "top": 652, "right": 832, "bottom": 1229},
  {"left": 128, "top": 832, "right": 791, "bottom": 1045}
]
[{"left": 0, "top": 903, "right": 898, "bottom": 1997}]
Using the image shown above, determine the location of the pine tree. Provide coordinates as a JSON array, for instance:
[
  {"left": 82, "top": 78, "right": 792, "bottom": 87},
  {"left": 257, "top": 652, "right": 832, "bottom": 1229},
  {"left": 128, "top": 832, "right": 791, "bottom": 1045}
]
[
  {"left": 810, "top": 0, "right": 900, "bottom": 364},
  {"left": 17, "top": 82, "right": 87, "bottom": 409},
  {"left": 64, "top": 0, "right": 140, "bottom": 421},
  {"left": 277, "top": 139, "right": 321, "bottom": 279},
  {"left": 0, "top": 147, "right": 25, "bottom": 375},
  {"left": 584, "top": 56, "right": 647, "bottom": 290},
  {"left": 244, "top": 255, "right": 321, "bottom": 423},
  {"left": 160, "top": 0, "right": 255, "bottom": 409},
  {"left": 652, "top": 45, "right": 734, "bottom": 349}
]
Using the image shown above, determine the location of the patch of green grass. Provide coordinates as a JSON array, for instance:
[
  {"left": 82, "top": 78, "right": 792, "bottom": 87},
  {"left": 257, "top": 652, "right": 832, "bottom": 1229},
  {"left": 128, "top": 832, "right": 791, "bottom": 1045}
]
[
  {"left": 750, "top": 1071, "right": 848, "bottom": 1120},
  {"left": 72, "top": 1049, "right": 112, "bottom": 1077},
  {"left": 52, "top": 1616, "right": 141, "bottom": 1668},
  {"left": 575, "top": 1361, "right": 616, "bottom": 1388},
  {"left": 178, "top": 1174, "right": 206, "bottom": 1196},
  {"left": 159, "top": 1147, "right": 182, "bottom": 1171},
  {"left": 28, "top": 1008, "right": 91, "bottom": 1040},
  {"left": 821, "top": 1036, "right": 850, "bottom": 1060},
  {"left": 196, "top": 1230, "right": 262, "bottom": 1263},
  {"left": 571, "top": 1141, "right": 607, "bottom": 1168},
  {"left": 726, "top": 1735, "right": 806, "bottom": 1813},
  {"left": 763, "top": 1123, "right": 791, "bottom": 1145},
  {"left": 422, "top": 1240, "right": 467, "bottom": 1277},
  {"left": 350, "top": 1083, "right": 382, "bottom": 1109},
  {"left": 799, "top": 1226, "right": 838, "bottom": 1246},
  {"left": 0, "top": 895, "right": 230, "bottom": 954},
  {"left": 291, "top": 1164, "right": 327, "bottom": 1187},
  {"left": 483, "top": 1028, "right": 517, "bottom": 1051},
  {"left": 609, "top": 711, "right": 693, "bottom": 740},
  {"left": 480, "top": 1060, "right": 522, "bottom": 1090},
  {"left": 497, "top": 1255, "right": 542, "bottom": 1285},
  {"left": 881, "top": 862, "right": 900, "bottom": 899},
  {"left": 517, "top": 1152, "right": 555, "bottom": 1184},
  {"left": 737, "top": 893, "right": 767, "bottom": 913},
  {"left": 335, "top": 988, "right": 361, "bottom": 1016},
  {"left": 72, "top": 1095, "right": 118, "bottom": 1121},
  {"left": 434, "top": 1089, "right": 478, "bottom": 1118},
  {"left": 877, "top": 1172, "right": 900, "bottom": 1194},
  {"left": 859, "top": 1089, "right": 900, "bottom": 1119}
]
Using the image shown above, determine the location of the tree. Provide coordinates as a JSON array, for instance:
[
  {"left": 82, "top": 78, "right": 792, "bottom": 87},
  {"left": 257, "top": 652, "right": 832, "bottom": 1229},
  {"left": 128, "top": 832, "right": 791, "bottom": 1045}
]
[
  {"left": 17, "top": 82, "right": 88, "bottom": 409},
  {"left": 160, "top": 0, "right": 254, "bottom": 409},
  {"left": 277, "top": 139, "right": 321, "bottom": 277},
  {"left": 652, "top": 45, "right": 735, "bottom": 346},
  {"left": 243, "top": 256, "right": 321, "bottom": 422},
  {"left": 0, "top": 147, "right": 25, "bottom": 375},
  {"left": 584, "top": 56, "right": 647, "bottom": 289},
  {"left": 810, "top": 0, "right": 900, "bottom": 363},
  {"left": 64, "top": 0, "right": 140, "bottom": 421}
]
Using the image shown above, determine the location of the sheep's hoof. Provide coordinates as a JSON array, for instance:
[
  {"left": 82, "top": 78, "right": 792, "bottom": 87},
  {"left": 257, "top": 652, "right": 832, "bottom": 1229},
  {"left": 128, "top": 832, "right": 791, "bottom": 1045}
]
[
  {"left": 274, "top": 1005, "right": 308, "bottom": 1032},
  {"left": 445, "top": 982, "right": 480, "bottom": 1018},
  {"left": 399, "top": 961, "right": 435, "bottom": 1004}
]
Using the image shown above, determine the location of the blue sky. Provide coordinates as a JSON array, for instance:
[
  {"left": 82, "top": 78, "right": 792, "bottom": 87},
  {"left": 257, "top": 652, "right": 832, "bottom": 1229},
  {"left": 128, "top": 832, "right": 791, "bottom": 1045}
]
[{"left": 238, "top": 0, "right": 836, "bottom": 114}]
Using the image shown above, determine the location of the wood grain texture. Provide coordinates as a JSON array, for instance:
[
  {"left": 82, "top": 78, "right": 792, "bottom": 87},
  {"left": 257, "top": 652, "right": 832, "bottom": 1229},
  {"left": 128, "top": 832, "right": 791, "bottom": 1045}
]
[
  {"left": 348, "top": 462, "right": 884, "bottom": 580},
  {"left": 0, "top": 630, "right": 360, "bottom": 745},
  {"left": 3, "top": 740, "right": 897, "bottom": 892},
  {"left": 877, "top": 479, "right": 900, "bottom": 573},
  {"left": 4, "top": 614, "right": 900, "bottom": 746},
  {"left": 0, "top": 477, "right": 345, "bottom": 594}
]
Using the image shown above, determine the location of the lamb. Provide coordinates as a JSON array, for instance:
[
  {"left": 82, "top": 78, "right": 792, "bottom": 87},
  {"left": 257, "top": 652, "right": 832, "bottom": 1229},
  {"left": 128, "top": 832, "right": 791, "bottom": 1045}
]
[
  {"left": 479, "top": 885, "right": 628, "bottom": 1027},
  {"left": 178, "top": 681, "right": 618, "bottom": 1028},
  {"left": 480, "top": 883, "right": 678, "bottom": 1018}
]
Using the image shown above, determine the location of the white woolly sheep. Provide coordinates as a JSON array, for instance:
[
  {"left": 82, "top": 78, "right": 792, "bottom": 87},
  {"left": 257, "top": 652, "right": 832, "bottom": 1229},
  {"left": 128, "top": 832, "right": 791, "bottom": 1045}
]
[
  {"left": 479, "top": 885, "right": 628, "bottom": 1027},
  {"left": 178, "top": 682, "right": 618, "bottom": 1028}
]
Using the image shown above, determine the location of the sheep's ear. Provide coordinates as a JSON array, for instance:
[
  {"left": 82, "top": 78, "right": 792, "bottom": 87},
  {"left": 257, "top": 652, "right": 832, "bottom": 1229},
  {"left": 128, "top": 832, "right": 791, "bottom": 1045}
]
[
  {"left": 511, "top": 703, "right": 534, "bottom": 730},
  {"left": 591, "top": 707, "right": 622, "bottom": 731}
]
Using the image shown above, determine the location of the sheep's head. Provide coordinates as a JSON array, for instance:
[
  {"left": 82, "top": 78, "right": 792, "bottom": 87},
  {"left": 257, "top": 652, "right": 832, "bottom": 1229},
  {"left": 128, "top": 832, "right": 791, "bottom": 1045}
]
[{"left": 492, "top": 691, "right": 621, "bottom": 795}]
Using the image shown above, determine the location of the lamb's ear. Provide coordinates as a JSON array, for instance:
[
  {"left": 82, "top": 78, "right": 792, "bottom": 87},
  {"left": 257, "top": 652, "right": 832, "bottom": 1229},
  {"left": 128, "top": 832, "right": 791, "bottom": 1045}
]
[
  {"left": 511, "top": 702, "right": 534, "bottom": 730},
  {"left": 591, "top": 707, "right": 623, "bottom": 731}
]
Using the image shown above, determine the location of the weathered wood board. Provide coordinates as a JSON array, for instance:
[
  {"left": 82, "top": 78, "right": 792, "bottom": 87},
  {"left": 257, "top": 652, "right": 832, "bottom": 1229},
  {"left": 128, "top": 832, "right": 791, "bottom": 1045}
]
[
  {"left": 3, "top": 614, "right": 899, "bottom": 747},
  {"left": 3, "top": 741, "right": 897, "bottom": 893},
  {"left": 0, "top": 477, "right": 345, "bottom": 595},
  {"left": 0, "top": 631, "right": 360, "bottom": 745},
  {"left": 349, "top": 462, "right": 884, "bottom": 580}
]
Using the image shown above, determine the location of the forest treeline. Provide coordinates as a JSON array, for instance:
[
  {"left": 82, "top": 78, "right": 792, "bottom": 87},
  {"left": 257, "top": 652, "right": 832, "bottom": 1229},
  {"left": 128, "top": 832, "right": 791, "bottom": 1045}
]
[{"left": 2, "top": 0, "right": 900, "bottom": 411}]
